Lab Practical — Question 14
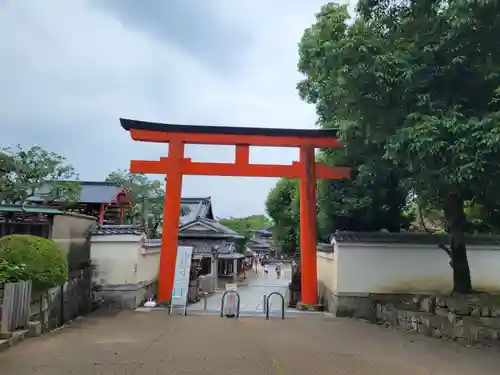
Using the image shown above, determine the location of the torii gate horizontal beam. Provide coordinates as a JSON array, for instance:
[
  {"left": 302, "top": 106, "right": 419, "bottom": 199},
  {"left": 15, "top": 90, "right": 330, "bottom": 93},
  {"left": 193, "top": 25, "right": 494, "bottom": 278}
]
[{"left": 130, "top": 158, "right": 350, "bottom": 179}]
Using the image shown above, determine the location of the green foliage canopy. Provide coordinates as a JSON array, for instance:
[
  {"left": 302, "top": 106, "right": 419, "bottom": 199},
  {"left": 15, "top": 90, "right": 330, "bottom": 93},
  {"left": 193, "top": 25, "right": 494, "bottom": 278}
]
[
  {"left": 0, "top": 235, "right": 68, "bottom": 290},
  {"left": 218, "top": 214, "right": 272, "bottom": 248},
  {"left": 0, "top": 145, "right": 80, "bottom": 204},
  {"left": 295, "top": 0, "right": 500, "bottom": 293},
  {"left": 265, "top": 178, "right": 300, "bottom": 255}
]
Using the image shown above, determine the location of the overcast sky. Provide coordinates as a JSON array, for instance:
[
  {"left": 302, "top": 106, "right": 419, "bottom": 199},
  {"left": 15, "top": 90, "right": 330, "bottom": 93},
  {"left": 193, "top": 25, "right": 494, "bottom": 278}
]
[{"left": 0, "top": 0, "right": 354, "bottom": 219}]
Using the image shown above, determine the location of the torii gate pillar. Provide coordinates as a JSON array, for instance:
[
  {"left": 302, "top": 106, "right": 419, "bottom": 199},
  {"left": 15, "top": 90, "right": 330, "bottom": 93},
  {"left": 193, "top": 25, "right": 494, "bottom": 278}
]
[
  {"left": 159, "top": 140, "right": 185, "bottom": 302},
  {"left": 299, "top": 145, "right": 317, "bottom": 304}
]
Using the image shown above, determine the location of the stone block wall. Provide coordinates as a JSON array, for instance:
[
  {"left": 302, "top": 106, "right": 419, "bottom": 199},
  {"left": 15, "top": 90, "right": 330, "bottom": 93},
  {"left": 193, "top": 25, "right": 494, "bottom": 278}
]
[
  {"left": 375, "top": 294, "right": 500, "bottom": 345},
  {"left": 96, "top": 280, "right": 157, "bottom": 309}
]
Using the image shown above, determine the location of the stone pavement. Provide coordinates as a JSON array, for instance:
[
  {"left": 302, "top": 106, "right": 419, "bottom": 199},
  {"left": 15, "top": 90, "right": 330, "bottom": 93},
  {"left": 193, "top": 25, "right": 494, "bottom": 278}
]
[
  {"left": 190, "top": 264, "right": 291, "bottom": 312},
  {"left": 1, "top": 309, "right": 500, "bottom": 374}
]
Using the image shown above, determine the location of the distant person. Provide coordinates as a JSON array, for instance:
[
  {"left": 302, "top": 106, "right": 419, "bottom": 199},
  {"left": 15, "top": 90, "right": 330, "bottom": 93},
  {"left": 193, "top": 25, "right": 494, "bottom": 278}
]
[
  {"left": 264, "top": 264, "right": 269, "bottom": 274},
  {"left": 275, "top": 264, "right": 281, "bottom": 279}
]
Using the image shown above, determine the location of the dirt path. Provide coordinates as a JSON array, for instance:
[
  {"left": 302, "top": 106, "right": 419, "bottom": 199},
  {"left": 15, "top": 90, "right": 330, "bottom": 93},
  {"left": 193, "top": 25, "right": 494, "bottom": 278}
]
[{"left": 0, "top": 310, "right": 499, "bottom": 374}]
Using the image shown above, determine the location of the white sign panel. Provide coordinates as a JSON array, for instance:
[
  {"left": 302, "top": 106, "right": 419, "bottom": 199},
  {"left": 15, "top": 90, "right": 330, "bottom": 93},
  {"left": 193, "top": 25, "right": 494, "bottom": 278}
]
[{"left": 170, "top": 246, "right": 193, "bottom": 307}]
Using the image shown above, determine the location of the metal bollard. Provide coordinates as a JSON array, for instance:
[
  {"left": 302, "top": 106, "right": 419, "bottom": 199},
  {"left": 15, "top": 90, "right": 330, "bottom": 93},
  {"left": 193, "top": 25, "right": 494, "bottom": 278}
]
[
  {"left": 203, "top": 292, "right": 208, "bottom": 311},
  {"left": 266, "top": 292, "right": 285, "bottom": 320},
  {"left": 262, "top": 295, "right": 267, "bottom": 313}
]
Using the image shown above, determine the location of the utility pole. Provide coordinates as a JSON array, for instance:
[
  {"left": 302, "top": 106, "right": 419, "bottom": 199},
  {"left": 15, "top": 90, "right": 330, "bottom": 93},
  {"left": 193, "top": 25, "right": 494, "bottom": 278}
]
[{"left": 141, "top": 195, "right": 149, "bottom": 234}]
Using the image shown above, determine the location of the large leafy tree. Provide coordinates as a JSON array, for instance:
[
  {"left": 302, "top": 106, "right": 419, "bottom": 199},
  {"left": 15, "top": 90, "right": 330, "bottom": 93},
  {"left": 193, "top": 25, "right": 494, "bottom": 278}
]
[
  {"left": 0, "top": 145, "right": 80, "bottom": 204},
  {"left": 297, "top": 0, "right": 500, "bottom": 293},
  {"left": 296, "top": 1, "right": 411, "bottom": 240},
  {"left": 316, "top": 150, "right": 410, "bottom": 238},
  {"left": 265, "top": 178, "right": 300, "bottom": 255}
]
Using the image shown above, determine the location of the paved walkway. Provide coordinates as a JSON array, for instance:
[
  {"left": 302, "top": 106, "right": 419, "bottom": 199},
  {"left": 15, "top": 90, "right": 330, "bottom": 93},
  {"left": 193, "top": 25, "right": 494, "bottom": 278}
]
[
  {"left": 1, "top": 309, "right": 500, "bottom": 374},
  {"left": 190, "top": 264, "right": 291, "bottom": 312},
  {"left": 2, "top": 267, "right": 500, "bottom": 374}
]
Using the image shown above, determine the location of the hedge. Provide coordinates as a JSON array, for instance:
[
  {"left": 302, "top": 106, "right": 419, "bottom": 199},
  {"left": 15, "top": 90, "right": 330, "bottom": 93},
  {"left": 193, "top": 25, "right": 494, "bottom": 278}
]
[{"left": 0, "top": 234, "right": 68, "bottom": 290}]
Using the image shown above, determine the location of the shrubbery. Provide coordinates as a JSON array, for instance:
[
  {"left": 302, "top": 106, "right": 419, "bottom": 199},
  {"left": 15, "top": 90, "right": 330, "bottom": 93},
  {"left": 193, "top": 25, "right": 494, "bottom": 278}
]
[
  {"left": 0, "top": 234, "right": 68, "bottom": 289},
  {"left": 0, "top": 259, "right": 27, "bottom": 283}
]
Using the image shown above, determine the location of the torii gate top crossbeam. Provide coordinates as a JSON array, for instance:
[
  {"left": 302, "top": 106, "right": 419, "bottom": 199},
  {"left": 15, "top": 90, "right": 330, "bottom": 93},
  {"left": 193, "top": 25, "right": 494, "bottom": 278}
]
[{"left": 120, "top": 118, "right": 341, "bottom": 148}]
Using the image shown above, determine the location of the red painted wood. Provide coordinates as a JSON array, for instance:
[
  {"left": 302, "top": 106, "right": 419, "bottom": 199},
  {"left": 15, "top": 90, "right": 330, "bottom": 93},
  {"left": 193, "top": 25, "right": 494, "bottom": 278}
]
[
  {"left": 158, "top": 141, "right": 184, "bottom": 304},
  {"left": 122, "top": 125, "right": 350, "bottom": 306},
  {"left": 130, "top": 158, "right": 349, "bottom": 179},
  {"left": 299, "top": 146, "right": 318, "bottom": 305},
  {"left": 130, "top": 129, "right": 342, "bottom": 148}
]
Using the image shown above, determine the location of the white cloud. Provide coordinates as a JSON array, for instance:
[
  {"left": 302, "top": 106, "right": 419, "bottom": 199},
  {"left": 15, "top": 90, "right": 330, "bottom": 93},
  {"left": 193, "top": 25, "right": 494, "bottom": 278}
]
[{"left": 0, "top": 0, "right": 354, "bottom": 218}]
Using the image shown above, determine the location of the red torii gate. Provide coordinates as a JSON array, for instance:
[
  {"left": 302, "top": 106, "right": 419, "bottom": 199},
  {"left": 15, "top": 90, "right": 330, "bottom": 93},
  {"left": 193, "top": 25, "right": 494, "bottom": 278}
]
[{"left": 120, "top": 118, "right": 349, "bottom": 305}]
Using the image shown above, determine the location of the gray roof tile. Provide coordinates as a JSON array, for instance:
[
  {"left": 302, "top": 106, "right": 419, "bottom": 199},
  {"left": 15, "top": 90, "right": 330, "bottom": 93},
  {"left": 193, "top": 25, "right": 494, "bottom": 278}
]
[
  {"left": 31, "top": 181, "right": 129, "bottom": 204},
  {"left": 248, "top": 238, "right": 272, "bottom": 249},
  {"left": 179, "top": 217, "right": 243, "bottom": 239},
  {"left": 199, "top": 218, "right": 240, "bottom": 235},
  {"left": 91, "top": 225, "right": 144, "bottom": 236},
  {"left": 253, "top": 228, "right": 273, "bottom": 236},
  {"left": 79, "top": 183, "right": 125, "bottom": 203},
  {"left": 330, "top": 231, "right": 500, "bottom": 245},
  {"left": 180, "top": 197, "right": 213, "bottom": 224}
]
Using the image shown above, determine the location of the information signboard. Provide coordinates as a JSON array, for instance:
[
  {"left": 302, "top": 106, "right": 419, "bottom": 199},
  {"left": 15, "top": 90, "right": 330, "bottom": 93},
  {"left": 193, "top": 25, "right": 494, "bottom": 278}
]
[{"left": 170, "top": 246, "right": 193, "bottom": 309}]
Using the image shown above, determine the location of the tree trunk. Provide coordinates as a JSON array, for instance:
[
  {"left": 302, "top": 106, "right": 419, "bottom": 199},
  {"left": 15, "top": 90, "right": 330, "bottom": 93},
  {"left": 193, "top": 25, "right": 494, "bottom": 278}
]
[{"left": 443, "top": 194, "right": 472, "bottom": 294}]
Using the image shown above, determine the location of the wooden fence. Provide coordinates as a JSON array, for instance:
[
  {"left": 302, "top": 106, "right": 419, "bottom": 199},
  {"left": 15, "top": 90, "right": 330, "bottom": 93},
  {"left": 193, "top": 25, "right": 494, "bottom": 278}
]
[
  {"left": 0, "top": 220, "right": 51, "bottom": 239},
  {"left": 0, "top": 265, "right": 92, "bottom": 336},
  {"left": 0, "top": 280, "right": 33, "bottom": 337},
  {"left": 30, "top": 266, "right": 92, "bottom": 333},
  {"left": 0, "top": 211, "right": 95, "bottom": 337}
]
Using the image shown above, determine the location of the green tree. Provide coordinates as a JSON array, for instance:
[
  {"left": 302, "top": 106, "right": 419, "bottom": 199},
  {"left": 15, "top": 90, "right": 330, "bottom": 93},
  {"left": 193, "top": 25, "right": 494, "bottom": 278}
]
[
  {"left": 218, "top": 214, "right": 272, "bottom": 249},
  {"left": 265, "top": 178, "right": 300, "bottom": 255},
  {"left": 106, "top": 170, "right": 167, "bottom": 236},
  {"left": 0, "top": 151, "right": 15, "bottom": 200},
  {"left": 0, "top": 234, "right": 68, "bottom": 290},
  {"left": 297, "top": 0, "right": 500, "bottom": 293},
  {"left": 296, "top": 2, "right": 410, "bottom": 240},
  {"left": 0, "top": 145, "right": 80, "bottom": 204},
  {"left": 315, "top": 150, "right": 410, "bottom": 239}
]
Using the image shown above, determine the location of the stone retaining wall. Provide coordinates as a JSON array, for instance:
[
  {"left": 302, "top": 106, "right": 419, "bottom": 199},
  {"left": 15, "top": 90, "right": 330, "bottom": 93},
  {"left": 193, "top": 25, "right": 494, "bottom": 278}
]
[
  {"left": 318, "top": 281, "right": 412, "bottom": 320},
  {"left": 318, "top": 283, "right": 500, "bottom": 345},
  {"left": 375, "top": 294, "right": 500, "bottom": 345},
  {"left": 96, "top": 279, "right": 157, "bottom": 309}
]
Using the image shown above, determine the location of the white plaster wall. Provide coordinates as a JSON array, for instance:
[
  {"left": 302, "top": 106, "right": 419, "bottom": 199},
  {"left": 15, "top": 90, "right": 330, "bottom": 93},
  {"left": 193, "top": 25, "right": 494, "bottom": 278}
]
[
  {"left": 51, "top": 213, "right": 96, "bottom": 263},
  {"left": 91, "top": 234, "right": 142, "bottom": 285},
  {"left": 333, "top": 242, "right": 500, "bottom": 294},
  {"left": 317, "top": 251, "right": 337, "bottom": 294},
  {"left": 137, "top": 247, "right": 161, "bottom": 285}
]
